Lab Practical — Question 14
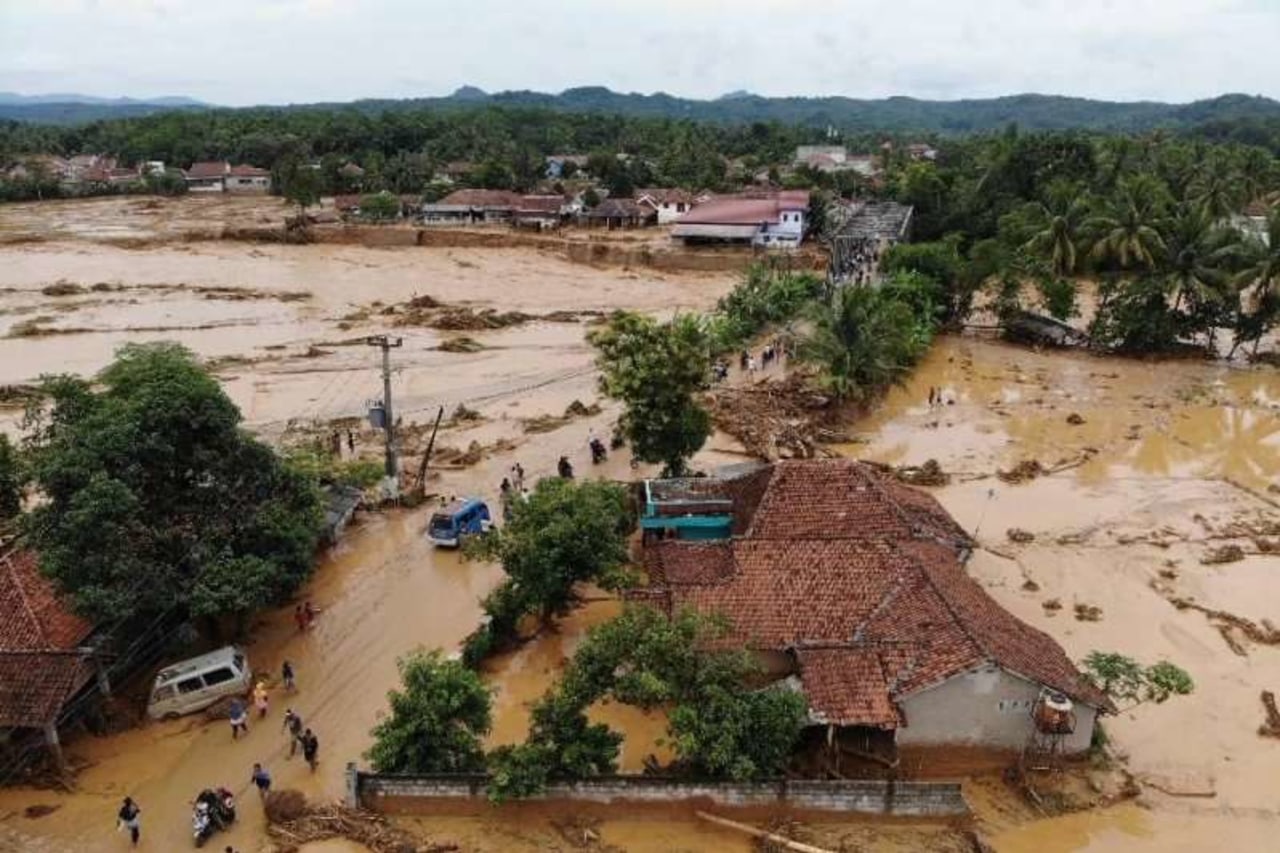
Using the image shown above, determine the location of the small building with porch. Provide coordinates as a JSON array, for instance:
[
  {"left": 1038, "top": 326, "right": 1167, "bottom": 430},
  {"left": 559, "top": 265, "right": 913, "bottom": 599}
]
[
  {"left": 583, "top": 197, "right": 656, "bottom": 229},
  {"left": 225, "top": 164, "right": 271, "bottom": 193},
  {"left": 184, "top": 160, "right": 230, "bottom": 192}
]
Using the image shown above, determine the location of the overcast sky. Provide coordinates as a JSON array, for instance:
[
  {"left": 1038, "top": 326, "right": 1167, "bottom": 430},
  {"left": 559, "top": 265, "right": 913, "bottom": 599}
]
[{"left": 2, "top": 0, "right": 1278, "bottom": 106}]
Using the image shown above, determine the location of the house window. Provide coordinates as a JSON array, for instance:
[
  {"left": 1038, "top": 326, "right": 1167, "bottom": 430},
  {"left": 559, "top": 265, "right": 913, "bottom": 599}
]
[{"left": 997, "top": 698, "right": 1034, "bottom": 713}]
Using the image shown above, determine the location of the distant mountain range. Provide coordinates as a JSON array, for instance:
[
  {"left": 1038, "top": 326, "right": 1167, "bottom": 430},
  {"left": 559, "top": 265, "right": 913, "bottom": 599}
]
[{"left": 4, "top": 86, "right": 1280, "bottom": 132}]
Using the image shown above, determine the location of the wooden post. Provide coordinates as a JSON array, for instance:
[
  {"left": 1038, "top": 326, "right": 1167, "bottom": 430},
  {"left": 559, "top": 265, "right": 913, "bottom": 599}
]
[
  {"left": 43, "top": 723, "right": 66, "bottom": 774},
  {"left": 695, "top": 811, "right": 837, "bottom": 853}
]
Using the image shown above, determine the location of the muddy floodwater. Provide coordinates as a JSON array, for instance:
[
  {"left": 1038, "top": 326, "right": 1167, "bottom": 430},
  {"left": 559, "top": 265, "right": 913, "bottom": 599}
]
[{"left": 1, "top": 214, "right": 1278, "bottom": 851}]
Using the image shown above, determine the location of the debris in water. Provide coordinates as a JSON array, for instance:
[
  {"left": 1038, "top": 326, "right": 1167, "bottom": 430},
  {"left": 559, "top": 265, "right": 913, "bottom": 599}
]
[
  {"left": 1007, "top": 528, "right": 1036, "bottom": 543},
  {"left": 449, "top": 403, "right": 483, "bottom": 423},
  {"left": 40, "top": 280, "right": 86, "bottom": 297},
  {"left": 1066, "top": 412, "right": 1086, "bottom": 425},
  {"left": 437, "top": 335, "right": 486, "bottom": 353},
  {"left": 1021, "top": 578, "right": 1041, "bottom": 592},
  {"left": 23, "top": 804, "right": 59, "bottom": 819},
  {"left": 1074, "top": 602, "right": 1103, "bottom": 622},
  {"left": 891, "top": 458, "right": 950, "bottom": 487},
  {"left": 1201, "top": 544, "right": 1245, "bottom": 565},
  {"left": 264, "top": 789, "right": 435, "bottom": 853},
  {"left": 998, "top": 459, "right": 1046, "bottom": 484},
  {"left": 1259, "top": 691, "right": 1280, "bottom": 739},
  {"left": 705, "top": 374, "right": 840, "bottom": 461},
  {"left": 1042, "top": 598, "right": 1063, "bottom": 613},
  {"left": 522, "top": 399, "right": 602, "bottom": 434}
]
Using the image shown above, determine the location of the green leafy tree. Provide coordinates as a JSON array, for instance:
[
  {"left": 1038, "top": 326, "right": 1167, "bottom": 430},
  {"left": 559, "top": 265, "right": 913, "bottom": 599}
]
[
  {"left": 797, "top": 285, "right": 933, "bottom": 403},
  {"left": 0, "top": 434, "right": 22, "bottom": 520},
  {"left": 277, "top": 157, "right": 322, "bottom": 219},
  {"left": 359, "top": 190, "right": 401, "bottom": 222},
  {"left": 1082, "top": 651, "right": 1194, "bottom": 711},
  {"left": 591, "top": 312, "right": 712, "bottom": 476},
  {"left": 367, "top": 650, "right": 492, "bottom": 773},
  {"left": 462, "top": 478, "right": 634, "bottom": 665},
  {"left": 22, "top": 343, "right": 322, "bottom": 627},
  {"left": 668, "top": 683, "right": 807, "bottom": 780}
]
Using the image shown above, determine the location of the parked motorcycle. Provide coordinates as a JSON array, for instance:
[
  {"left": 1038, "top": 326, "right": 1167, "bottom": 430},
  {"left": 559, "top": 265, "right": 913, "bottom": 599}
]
[{"left": 192, "top": 788, "right": 235, "bottom": 848}]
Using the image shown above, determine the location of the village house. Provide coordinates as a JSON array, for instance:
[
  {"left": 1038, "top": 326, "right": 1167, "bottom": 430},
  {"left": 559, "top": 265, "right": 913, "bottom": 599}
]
[
  {"left": 184, "top": 160, "right": 231, "bottom": 192},
  {"left": 421, "top": 189, "right": 524, "bottom": 225},
  {"left": 513, "top": 194, "right": 566, "bottom": 230},
  {"left": 0, "top": 548, "right": 98, "bottom": 771},
  {"left": 582, "top": 197, "right": 657, "bottom": 229},
  {"left": 225, "top": 164, "right": 271, "bottom": 193},
  {"left": 794, "top": 145, "right": 881, "bottom": 177},
  {"left": 636, "top": 188, "right": 695, "bottom": 224},
  {"left": 671, "top": 190, "right": 809, "bottom": 248},
  {"left": 636, "top": 460, "right": 1110, "bottom": 766}
]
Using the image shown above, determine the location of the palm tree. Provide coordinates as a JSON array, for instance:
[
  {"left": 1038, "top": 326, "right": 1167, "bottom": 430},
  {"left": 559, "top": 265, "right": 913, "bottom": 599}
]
[
  {"left": 1188, "top": 156, "right": 1243, "bottom": 222},
  {"left": 1022, "top": 191, "right": 1091, "bottom": 276},
  {"left": 796, "top": 287, "right": 927, "bottom": 404},
  {"left": 1230, "top": 210, "right": 1280, "bottom": 356},
  {"left": 1159, "top": 203, "right": 1237, "bottom": 318},
  {"left": 1087, "top": 181, "right": 1167, "bottom": 270}
]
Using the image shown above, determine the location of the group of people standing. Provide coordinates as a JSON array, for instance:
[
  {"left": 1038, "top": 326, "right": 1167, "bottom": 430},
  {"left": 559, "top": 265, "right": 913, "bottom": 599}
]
[
  {"left": 116, "top": 653, "right": 318, "bottom": 847},
  {"left": 739, "top": 337, "right": 788, "bottom": 377},
  {"left": 499, "top": 462, "right": 530, "bottom": 521}
]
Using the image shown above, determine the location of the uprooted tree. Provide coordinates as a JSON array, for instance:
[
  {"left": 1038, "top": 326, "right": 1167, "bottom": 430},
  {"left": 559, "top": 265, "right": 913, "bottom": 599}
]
[
  {"left": 1081, "top": 651, "right": 1195, "bottom": 711},
  {"left": 461, "top": 477, "right": 635, "bottom": 666},
  {"left": 590, "top": 311, "right": 712, "bottom": 477},
  {"left": 21, "top": 343, "right": 323, "bottom": 630},
  {"left": 366, "top": 649, "right": 492, "bottom": 774}
]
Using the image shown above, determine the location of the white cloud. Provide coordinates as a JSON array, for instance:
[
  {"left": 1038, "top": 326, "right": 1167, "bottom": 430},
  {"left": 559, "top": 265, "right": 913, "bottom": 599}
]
[{"left": 0, "top": 0, "right": 1277, "bottom": 105}]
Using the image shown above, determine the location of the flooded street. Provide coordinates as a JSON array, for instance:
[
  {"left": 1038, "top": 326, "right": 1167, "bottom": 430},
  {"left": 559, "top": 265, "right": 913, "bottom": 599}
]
[{"left": 1, "top": 214, "right": 1278, "bottom": 851}]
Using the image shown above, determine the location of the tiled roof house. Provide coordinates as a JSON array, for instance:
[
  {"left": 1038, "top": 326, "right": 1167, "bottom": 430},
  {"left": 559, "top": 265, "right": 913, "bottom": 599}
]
[
  {"left": 0, "top": 549, "right": 95, "bottom": 733},
  {"left": 639, "top": 460, "right": 1110, "bottom": 755}
]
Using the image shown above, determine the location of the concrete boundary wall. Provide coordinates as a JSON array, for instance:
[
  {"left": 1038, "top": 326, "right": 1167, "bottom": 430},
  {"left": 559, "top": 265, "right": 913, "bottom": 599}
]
[{"left": 347, "top": 765, "right": 968, "bottom": 818}]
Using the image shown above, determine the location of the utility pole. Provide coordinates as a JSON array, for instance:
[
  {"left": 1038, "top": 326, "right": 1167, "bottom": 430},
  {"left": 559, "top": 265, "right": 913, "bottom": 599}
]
[{"left": 365, "top": 335, "right": 403, "bottom": 479}]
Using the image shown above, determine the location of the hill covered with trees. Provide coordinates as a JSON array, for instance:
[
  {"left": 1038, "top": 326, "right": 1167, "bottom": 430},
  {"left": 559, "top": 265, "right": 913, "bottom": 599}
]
[{"left": 3, "top": 86, "right": 1280, "bottom": 131}]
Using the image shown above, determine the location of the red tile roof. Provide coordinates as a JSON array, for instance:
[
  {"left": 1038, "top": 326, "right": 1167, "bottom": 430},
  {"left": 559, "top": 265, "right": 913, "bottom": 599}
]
[
  {"left": 642, "top": 461, "right": 1107, "bottom": 727},
  {"left": 439, "top": 189, "right": 523, "bottom": 208},
  {"left": 0, "top": 550, "right": 92, "bottom": 651},
  {"left": 517, "top": 195, "right": 564, "bottom": 214},
  {"left": 637, "top": 187, "right": 693, "bottom": 205},
  {"left": 0, "top": 550, "right": 95, "bottom": 729},
  {"left": 797, "top": 648, "right": 900, "bottom": 728},
  {"left": 185, "top": 161, "right": 229, "bottom": 179},
  {"left": 0, "top": 650, "right": 93, "bottom": 728},
  {"left": 228, "top": 164, "right": 270, "bottom": 177}
]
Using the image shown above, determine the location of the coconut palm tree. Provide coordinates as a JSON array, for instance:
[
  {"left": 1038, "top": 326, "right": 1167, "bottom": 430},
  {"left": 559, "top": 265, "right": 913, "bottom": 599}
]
[
  {"left": 1188, "top": 156, "right": 1244, "bottom": 222},
  {"left": 1230, "top": 210, "right": 1280, "bottom": 356},
  {"left": 1087, "top": 180, "right": 1168, "bottom": 270},
  {"left": 796, "top": 287, "right": 928, "bottom": 404},
  {"left": 1160, "top": 203, "right": 1238, "bottom": 315},
  {"left": 1022, "top": 191, "right": 1092, "bottom": 277}
]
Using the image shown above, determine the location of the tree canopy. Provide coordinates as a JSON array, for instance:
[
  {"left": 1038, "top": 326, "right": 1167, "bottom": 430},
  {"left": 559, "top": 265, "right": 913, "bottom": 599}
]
[
  {"left": 21, "top": 343, "right": 322, "bottom": 626},
  {"left": 591, "top": 312, "right": 712, "bottom": 476},
  {"left": 366, "top": 649, "right": 492, "bottom": 774}
]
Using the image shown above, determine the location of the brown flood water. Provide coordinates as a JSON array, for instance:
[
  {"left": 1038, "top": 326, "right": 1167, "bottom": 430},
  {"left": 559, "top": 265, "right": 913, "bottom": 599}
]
[{"left": 2, "top": 232, "right": 1278, "bottom": 851}]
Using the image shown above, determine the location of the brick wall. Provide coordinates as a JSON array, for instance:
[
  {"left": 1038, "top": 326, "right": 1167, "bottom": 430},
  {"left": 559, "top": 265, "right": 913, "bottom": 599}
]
[{"left": 347, "top": 765, "right": 967, "bottom": 817}]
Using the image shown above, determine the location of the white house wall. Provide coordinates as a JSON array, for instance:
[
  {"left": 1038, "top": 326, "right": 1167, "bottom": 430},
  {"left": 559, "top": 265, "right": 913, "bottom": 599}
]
[{"left": 896, "top": 665, "right": 1096, "bottom": 754}]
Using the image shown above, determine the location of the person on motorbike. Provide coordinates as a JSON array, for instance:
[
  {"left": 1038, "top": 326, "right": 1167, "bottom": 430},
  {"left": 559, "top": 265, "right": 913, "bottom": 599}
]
[
  {"left": 589, "top": 436, "right": 607, "bottom": 463},
  {"left": 557, "top": 455, "right": 574, "bottom": 479}
]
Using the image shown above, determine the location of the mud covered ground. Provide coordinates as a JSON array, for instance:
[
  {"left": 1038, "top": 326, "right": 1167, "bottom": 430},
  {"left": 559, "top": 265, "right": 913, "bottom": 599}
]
[{"left": 0, "top": 222, "right": 1277, "bottom": 851}]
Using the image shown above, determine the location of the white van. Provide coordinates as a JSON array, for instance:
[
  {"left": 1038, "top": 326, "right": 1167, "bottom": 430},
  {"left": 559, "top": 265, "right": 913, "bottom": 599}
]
[{"left": 146, "top": 646, "right": 252, "bottom": 720}]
